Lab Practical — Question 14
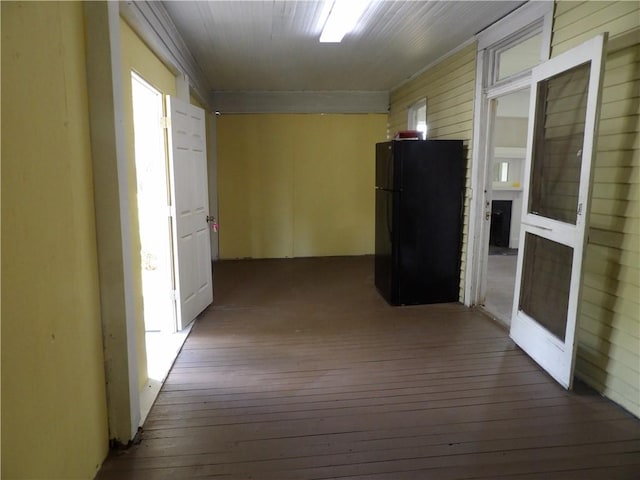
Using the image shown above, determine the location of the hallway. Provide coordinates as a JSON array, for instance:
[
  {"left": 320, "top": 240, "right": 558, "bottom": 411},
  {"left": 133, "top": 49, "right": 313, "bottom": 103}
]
[{"left": 96, "top": 256, "right": 640, "bottom": 479}]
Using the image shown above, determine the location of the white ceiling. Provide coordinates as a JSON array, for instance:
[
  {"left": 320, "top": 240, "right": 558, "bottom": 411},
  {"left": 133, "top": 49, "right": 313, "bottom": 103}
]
[{"left": 162, "top": 0, "right": 526, "bottom": 92}]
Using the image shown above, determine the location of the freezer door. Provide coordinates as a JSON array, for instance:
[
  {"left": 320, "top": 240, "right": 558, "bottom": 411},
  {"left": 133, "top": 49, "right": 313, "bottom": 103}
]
[
  {"left": 375, "top": 142, "right": 394, "bottom": 190},
  {"left": 397, "top": 140, "right": 464, "bottom": 304}
]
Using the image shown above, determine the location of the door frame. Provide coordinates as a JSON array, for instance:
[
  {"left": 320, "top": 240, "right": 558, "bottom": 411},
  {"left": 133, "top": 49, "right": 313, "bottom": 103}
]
[
  {"left": 84, "top": 3, "right": 216, "bottom": 444},
  {"left": 464, "top": 1, "right": 553, "bottom": 308}
]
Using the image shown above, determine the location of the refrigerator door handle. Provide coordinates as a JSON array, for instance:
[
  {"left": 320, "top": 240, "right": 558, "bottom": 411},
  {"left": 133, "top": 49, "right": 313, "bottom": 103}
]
[{"left": 386, "top": 193, "right": 393, "bottom": 239}]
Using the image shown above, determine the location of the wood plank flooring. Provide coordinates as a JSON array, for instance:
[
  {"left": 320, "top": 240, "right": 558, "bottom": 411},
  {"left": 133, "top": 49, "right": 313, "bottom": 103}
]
[{"left": 96, "top": 256, "right": 640, "bottom": 479}]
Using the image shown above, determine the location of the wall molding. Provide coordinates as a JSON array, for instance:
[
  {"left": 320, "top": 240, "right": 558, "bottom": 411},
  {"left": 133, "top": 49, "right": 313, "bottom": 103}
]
[
  {"left": 212, "top": 90, "right": 389, "bottom": 114},
  {"left": 119, "top": 1, "right": 212, "bottom": 110}
]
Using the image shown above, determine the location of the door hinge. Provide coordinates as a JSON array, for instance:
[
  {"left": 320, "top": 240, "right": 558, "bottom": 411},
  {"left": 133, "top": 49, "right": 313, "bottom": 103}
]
[
  {"left": 170, "top": 290, "right": 177, "bottom": 301},
  {"left": 160, "top": 116, "right": 170, "bottom": 129}
]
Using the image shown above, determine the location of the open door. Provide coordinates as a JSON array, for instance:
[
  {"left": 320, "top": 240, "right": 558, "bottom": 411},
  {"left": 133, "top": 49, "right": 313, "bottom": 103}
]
[
  {"left": 510, "top": 34, "right": 607, "bottom": 388},
  {"left": 166, "top": 96, "right": 213, "bottom": 330}
]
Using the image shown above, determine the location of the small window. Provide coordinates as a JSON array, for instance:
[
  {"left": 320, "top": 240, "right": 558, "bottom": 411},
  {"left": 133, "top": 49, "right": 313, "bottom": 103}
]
[
  {"left": 408, "top": 99, "right": 427, "bottom": 139},
  {"left": 496, "top": 32, "right": 543, "bottom": 81},
  {"left": 496, "top": 33, "right": 542, "bottom": 81},
  {"left": 488, "top": 21, "right": 546, "bottom": 87}
]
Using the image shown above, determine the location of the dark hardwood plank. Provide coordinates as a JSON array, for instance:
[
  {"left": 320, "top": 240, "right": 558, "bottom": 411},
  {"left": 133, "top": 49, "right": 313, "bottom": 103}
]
[{"left": 96, "top": 256, "right": 640, "bottom": 480}]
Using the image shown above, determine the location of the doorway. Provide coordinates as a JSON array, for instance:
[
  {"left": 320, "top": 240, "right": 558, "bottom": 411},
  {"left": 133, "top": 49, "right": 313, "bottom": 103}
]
[
  {"left": 131, "top": 72, "right": 173, "bottom": 334},
  {"left": 484, "top": 88, "right": 530, "bottom": 325},
  {"left": 467, "top": 2, "right": 553, "bottom": 326},
  {"left": 131, "top": 73, "right": 192, "bottom": 421}
]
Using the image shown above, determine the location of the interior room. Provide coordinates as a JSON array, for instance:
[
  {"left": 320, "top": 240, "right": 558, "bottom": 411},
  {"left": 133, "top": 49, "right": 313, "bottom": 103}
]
[
  {"left": 484, "top": 88, "right": 530, "bottom": 325},
  {"left": 2, "top": 1, "right": 638, "bottom": 479}
]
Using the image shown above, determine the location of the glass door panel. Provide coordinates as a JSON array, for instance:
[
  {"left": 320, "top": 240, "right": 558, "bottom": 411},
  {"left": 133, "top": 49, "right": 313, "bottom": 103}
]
[
  {"left": 529, "top": 63, "right": 591, "bottom": 224},
  {"left": 519, "top": 233, "right": 573, "bottom": 341}
]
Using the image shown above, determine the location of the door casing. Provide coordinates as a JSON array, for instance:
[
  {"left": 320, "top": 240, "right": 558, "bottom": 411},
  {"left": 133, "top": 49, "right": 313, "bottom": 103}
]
[{"left": 465, "top": 2, "right": 553, "bottom": 308}]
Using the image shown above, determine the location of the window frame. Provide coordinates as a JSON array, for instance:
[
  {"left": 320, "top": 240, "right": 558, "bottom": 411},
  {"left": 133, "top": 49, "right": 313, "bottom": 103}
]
[
  {"left": 486, "top": 20, "right": 547, "bottom": 89},
  {"left": 407, "top": 98, "right": 427, "bottom": 139}
]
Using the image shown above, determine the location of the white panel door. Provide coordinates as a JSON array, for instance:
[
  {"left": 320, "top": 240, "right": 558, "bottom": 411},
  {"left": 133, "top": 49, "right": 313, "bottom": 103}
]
[
  {"left": 510, "top": 34, "right": 607, "bottom": 388},
  {"left": 166, "top": 96, "right": 213, "bottom": 330}
]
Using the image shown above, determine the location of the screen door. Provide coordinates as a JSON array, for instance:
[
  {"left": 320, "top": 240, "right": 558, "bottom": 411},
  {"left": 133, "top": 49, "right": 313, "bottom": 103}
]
[{"left": 510, "top": 34, "right": 607, "bottom": 388}]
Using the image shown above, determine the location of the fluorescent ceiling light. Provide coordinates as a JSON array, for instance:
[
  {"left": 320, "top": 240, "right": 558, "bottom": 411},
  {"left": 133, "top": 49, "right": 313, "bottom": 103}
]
[{"left": 319, "top": 0, "right": 370, "bottom": 43}]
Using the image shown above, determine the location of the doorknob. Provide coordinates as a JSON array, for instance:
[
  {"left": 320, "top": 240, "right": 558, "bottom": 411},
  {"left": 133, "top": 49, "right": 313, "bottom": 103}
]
[{"left": 206, "top": 215, "right": 218, "bottom": 232}]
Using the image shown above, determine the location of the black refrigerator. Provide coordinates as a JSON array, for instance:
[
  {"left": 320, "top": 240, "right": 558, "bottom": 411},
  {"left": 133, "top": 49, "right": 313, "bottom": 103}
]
[{"left": 374, "top": 140, "right": 464, "bottom": 306}]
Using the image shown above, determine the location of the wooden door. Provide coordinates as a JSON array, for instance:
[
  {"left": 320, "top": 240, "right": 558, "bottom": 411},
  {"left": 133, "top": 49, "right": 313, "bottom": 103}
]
[{"left": 166, "top": 96, "right": 213, "bottom": 330}]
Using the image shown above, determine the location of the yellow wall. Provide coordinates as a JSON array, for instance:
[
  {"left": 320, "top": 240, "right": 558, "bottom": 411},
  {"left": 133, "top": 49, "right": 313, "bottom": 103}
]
[
  {"left": 217, "top": 114, "right": 387, "bottom": 259},
  {"left": 190, "top": 93, "right": 203, "bottom": 108},
  {"left": 552, "top": 0, "right": 639, "bottom": 56},
  {"left": 388, "top": 43, "right": 477, "bottom": 301},
  {"left": 1, "top": 2, "right": 109, "bottom": 478},
  {"left": 120, "top": 18, "right": 177, "bottom": 391},
  {"left": 552, "top": 0, "right": 640, "bottom": 417}
]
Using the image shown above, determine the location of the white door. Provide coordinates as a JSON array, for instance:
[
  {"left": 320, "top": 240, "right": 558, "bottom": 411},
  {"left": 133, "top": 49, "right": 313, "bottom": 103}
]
[
  {"left": 510, "top": 34, "right": 607, "bottom": 389},
  {"left": 166, "top": 96, "right": 213, "bottom": 330}
]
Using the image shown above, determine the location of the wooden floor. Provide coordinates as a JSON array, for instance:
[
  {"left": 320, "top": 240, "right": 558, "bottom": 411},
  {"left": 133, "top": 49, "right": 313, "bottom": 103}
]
[{"left": 97, "top": 256, "right": 640, "bottom": 479}]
